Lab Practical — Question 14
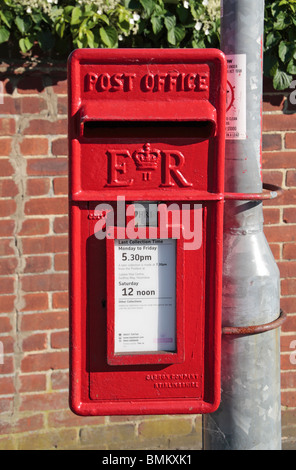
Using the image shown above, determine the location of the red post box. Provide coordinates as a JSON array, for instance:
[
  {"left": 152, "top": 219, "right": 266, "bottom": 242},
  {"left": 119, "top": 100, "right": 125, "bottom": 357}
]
[{"left": 68, "top": 49, "right": 227, "bottom": 416}]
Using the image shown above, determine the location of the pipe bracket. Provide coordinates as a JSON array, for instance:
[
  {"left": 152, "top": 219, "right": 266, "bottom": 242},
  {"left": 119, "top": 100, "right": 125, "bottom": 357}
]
[
  {"left": 224, "top": 183, "right": 283, "bottom": 201},
  {"left": 222, "top": 310, "right": 287, "bottom": 336}
]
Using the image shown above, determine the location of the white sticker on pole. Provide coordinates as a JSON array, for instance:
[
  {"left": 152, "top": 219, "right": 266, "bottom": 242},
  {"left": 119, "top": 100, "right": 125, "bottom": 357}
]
[
  {"left": 114, "top": 239, "right": 176, "bottom": 354},
  {"left": 226, "top": 54, "right": 247, "bottom": 140}
]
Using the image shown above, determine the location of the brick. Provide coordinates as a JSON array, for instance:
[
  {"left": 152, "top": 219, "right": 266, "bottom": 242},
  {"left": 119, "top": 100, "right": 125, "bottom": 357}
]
[
  {"left": 48, "top": 409, "right": 104, "bottom": 428},
  {"left": 24, "top": 256, "right": 51, "bottom": 273},
  {"left": 19, "top": 138, "right": 48, "bottom": 156},
  {"left": 262, "top": 94, "right": 285, "bottom": 112},
  {"left": 0, "top": 200, "right": 16, "bottom": 217},
  {"left": 269, "top": 243, "right": 280, "bottom": 260},
  {"left": 50, "top": 370, "right": 68, "bottom": 389},
  {"left": 262, "top": 133, "right": 282, "bottom": 151},
  {"left": 19, "top": 390, "right": 69, "bottom": 412},
  {"left": 282, "top": 279, "right": 296, "bottom": 295},
  {"left": 278, "top": 261, "right": 296, "bottom": 278},
  {"left": 0, "top": 239, "right": 14, "bottom": 256},
  {"left": 0, "top": 118, "right": 15, "bottom": 136},
  {"left": 19, "top": 219, "right": 50, "bottom": 236},
  {"left": 138, "top": 418, "right": 193, "bottom": 440},
  {"left": 283, "top": 208, "right": 296, "bottom": 223},
  {"left": 17, "top": 428, "right": 77, "bottom": 451},
  {"left": 283, "top": 243, "right": 296, "bottom": 260},
  {"left": 54, "top": 253, "right": 68, "bottom": 271},
  {"left": 20, "top": 96, "right": 47, "bottom": 114},
  {"left": 24, "top": 119, "right": 67, "bottom": 135},
  {"left": 287, "top": 170, "right": 296, "bottom": 187},
  {"left": 51, "top": 331, "right": 68, "bottom": 350},
  {"left": 262, "top": 151, "right": 296, "bottom": 169},
  {"left": 21, "top": 351, "right": 68, "bottom": 373},
  {"left": 0, "top": 257, "right": 17, "bottom": 275},
  {"left": 24, "top": 197, "right": 67, "bottom": 215},
  {"left": 0, "top": 356, "right": 14, "bottom": 374},
  {"left": 19, "top": 374, "right": 46, "bottom": 392},
  {"left": 80, "top": 423, "right": 136, "bottom": 446},
  {"left": 51, "top": 76, "right": 68, "bottom": 94},
  {"left": 282, "top": 391, "right": 296, "bottom": 408},
  {"left": 53, "top": 177, "right": 68, "bottom": 195},
  {"left": 27, "top": 158, "right": 67, "bottom": 176},
  {"left": 263, "top": 207, "right": 280, "bottom": 225},
  {"left": 0, "top": 377, "right": 14, "bottom": 395},
  {"left": 22, "top": 235, "right": 68, "bottom": 254},
  {"left": 57, "top": 97, "right": 67, "bottom": 115},
  {"left": 51, "top": 138, "right": 67, "bottom": 156},
  {"left": 0, "top": 159, "right": 14, "bottom": 177},
  {"left": 0, "top": 138, "right": 12, "bottom": 156},
  {"left": 265, "top": 226, "right": 296, "bottom": 243},
  {"left": 0, "top": 180, "right": 18, "bottom": 198},
  {"left": 26, "top": 178, "right": 50, "bottom": 196},
  {"left": 53, "top": 216, "right": 68, "bottom": 234},
  {"left": 0, "top": 315, "right": 12, "bottom": 332},
  {"left": 0, "top": 220, "right": 15, "bottom": 237},
  {"left": 0, "top": 335, "right": 14, "bottom": 354},
  {"left": 281, "top": 315, "right": 296, "bottom": 336},
  {"left": 0, "top": 277, "right": 15, "bottom": 294},
  {"left": 264, "top": 188, "right": 296, "bottom": 206},
  {"left": 0, "top": 296, "right": 15, "bottom": 313},
  {"left": 263, "top": 113, "right": 296, "bottom": 132},
  {"left": 21, "top": 273, "right": 68, "bottom": 293},
  {"left": 286, "top": 133, "right": 296, "bottom": 149},
  {"left": 21, "top": 311, "right": 68, "bottom": 331},
  {"left": 0, "top": 414, "right": 44, "bottom": 436},
  {"left": 281, "top": 371, "right": 296, "bottom": 390},
  {"left": 22, "top": 333, "right": 47, "bottom": 352},
  {"left": 0, "top": 397, "right": 13, "bottom": 415},
  {"left": 21, "top": 293, "right": 48, "bottom": 312},
  {"left": 52, "top": 292, "right": 68, "bottom": 309}
]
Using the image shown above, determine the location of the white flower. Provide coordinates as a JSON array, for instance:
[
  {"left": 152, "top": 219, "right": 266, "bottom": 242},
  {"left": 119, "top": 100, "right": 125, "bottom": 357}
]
[
  {"left": 194, "top": 21, "right": 202, "bottom": 31},
  {"left": 97, "top": 8, "right": 102, "bottom": 14},
  {"left": 118, "top": 35, "right": 123, "bottom": 41},
  {"left": 202, "top": 0, "right": 208, "bottom": 5},
  {"left": 129, "top": 18, "right": 135, "bottom": 25},
  {"left": 133, "top": 13, "right": 140, "bottom": 22},
  {"left": 204, "top": 28, "right": 210, "bottom": 35},
  {"left": 47, "top": 0, "right": 53, "bottom": 3},
  {"left": 183, "top": 1, "right": 189, "bottom": 9},
  {"left": 26, "top": 7, "right": 32, "bottom": 13}
]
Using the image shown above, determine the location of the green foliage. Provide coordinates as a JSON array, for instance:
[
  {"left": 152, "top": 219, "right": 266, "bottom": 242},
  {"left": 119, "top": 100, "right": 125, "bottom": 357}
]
[
  {"left": 264, "top": 0, "right": 296, "bottom": 90},
  {"left": 0, "top": 0, "right": 296, "bottom": 90}
]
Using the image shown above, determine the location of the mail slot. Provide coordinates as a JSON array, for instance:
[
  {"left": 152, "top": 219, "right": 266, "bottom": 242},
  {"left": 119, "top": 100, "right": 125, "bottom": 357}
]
[{"left": 68, "top": 49, "right": 227, "bottom": 416}]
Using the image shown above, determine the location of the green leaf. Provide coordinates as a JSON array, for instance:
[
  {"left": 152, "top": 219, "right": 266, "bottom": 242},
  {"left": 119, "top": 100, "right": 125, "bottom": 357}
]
[
  {"left": 0, "top": 10, "right": 11, "bottom": 28},
  {"left": 273, "top": 11, "right": 291, "bottom": 30},
  {"left": 164, "top": 14, "right": 176, "bottom": 31},
  {"left": 265, "top": 31, "right": 281, "bottom": 49},
  {"left": 19, "top": 36, "right": 34, "bottom": 53},
  {"left": 0, "top": 26, "right": 10, "bottom": 44},
  {"left": 273, "top": 68, "right": 292, "bottom": 90},
  {"left": 15, "top": 16, "right": 32, "bottom": 34},
  {"left": 279, "top": 41, "right": 289, "bottom": 62},
  {"left": 151, "top": 16, "right": 163, "bottom": 35},
  {"left": 139, "top": 0, "right": 156, "bottom": 16},
  {"left": 287, "top": 59, "right": 296, "bottom": 75},
  {"left": 71, "top": 7, "right": 82, "bottom": 25},
  {"left": 86, "top": 29, "right": 95, "bottom": 48},
  {"left": 99, "top": 26, "right": 118, "bottom": 48}
]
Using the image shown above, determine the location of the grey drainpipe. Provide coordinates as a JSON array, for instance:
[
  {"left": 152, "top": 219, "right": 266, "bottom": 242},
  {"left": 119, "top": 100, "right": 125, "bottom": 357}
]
[{"left": 202, "top": 0, "right": 282, "bottom": 450}]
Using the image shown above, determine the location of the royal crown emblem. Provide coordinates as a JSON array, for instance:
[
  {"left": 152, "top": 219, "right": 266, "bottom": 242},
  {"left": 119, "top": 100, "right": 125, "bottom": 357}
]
[{"left": 132, "top": 143, "right": 161, "bottom": 171}]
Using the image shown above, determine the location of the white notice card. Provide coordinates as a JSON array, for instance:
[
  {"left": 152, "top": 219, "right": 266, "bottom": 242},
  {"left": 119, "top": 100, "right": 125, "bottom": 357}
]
[{"left": 114, "top": 239, "right": 176, "bottom": 354}]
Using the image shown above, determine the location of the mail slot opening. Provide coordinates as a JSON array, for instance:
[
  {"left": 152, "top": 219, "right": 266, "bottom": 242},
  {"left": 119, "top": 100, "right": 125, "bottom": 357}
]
[{"left": 83, "top": 120, "right": 215, "bottom": 139}]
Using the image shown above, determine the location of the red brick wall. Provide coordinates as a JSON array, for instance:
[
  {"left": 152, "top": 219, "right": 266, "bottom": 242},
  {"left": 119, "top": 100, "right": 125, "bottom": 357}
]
[
  {"left": 263, "top": 79, "right": 296, "bottom": 447},
  {"left": 0, "top": 63, "right": 295, "bottom": 449}
]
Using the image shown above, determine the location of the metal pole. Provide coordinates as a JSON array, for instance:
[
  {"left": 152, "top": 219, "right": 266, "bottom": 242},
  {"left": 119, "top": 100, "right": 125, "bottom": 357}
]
[{"left": 202, "top": 0, "right": 282, "bottom": 450}]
